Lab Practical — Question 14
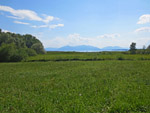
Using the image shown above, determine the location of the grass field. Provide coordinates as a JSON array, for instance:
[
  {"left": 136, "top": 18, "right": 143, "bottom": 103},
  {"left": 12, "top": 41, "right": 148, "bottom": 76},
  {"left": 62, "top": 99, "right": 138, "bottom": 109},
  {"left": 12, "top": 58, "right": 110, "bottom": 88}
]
[
  {"left": 27, "top": 52, "right": 150, "bottom": 62},
  {"left": 0, "top": 52, "right": 150, "bottom": 113}
]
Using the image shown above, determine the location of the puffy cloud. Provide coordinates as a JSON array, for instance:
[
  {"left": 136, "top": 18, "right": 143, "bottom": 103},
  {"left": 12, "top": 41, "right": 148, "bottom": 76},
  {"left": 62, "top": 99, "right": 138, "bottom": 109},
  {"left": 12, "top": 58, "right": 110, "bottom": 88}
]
[
  {"left": 0, "top": 5, "right": 42, "bottom": 21},
  {"left": 0, "top": 5, "right": 64, "bottom": 29},
  {"left": 137, "top": 14, "right": 150, "bottom": 24},
  {"left": 14, "top": 21, "right": 30, "bottom": 25},
  {"left": 42, "top": 15, "right": 55, "bottom": 24},
  {"left": 0, "top": 5, "right": 56, "bottom": 23},
  {"left": 135, "top": 27, "right": 150, "bottom": 33}
]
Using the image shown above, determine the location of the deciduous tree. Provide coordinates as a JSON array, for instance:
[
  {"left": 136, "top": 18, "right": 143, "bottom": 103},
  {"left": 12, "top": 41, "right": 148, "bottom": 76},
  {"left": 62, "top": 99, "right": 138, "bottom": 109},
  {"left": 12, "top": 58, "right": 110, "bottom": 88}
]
[{"left": 130, "top": 42, "right": 136, "bottom": 54}]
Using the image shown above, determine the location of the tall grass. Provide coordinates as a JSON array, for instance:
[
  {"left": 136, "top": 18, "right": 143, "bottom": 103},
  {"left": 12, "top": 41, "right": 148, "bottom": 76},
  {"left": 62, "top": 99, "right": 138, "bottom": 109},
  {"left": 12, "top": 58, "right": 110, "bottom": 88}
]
[{"left": 0, "top": 60, "right": 150, "bottom": 112}]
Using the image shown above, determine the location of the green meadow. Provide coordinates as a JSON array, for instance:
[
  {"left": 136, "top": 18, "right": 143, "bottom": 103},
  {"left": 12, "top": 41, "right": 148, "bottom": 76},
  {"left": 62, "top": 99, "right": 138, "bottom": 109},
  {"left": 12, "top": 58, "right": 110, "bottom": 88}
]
[
  {"left": 0, "top": 52, "right": 150, "bottom": 113},
  {"left": 27, "top": 51, "right": 150, "bottom": 61}
]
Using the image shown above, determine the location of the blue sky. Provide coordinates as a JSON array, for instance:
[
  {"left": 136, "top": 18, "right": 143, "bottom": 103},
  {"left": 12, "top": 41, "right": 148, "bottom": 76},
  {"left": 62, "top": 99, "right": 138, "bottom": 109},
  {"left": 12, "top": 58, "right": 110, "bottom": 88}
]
[{"left": 0, "top": 0, "right": 150, "bottom": 48}]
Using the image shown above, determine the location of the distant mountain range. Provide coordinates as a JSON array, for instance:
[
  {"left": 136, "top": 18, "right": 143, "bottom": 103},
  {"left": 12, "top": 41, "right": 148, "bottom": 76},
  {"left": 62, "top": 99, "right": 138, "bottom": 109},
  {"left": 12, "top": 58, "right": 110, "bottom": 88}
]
[{"left": 45, "top": 45, "right": 129, "bottom": 52}]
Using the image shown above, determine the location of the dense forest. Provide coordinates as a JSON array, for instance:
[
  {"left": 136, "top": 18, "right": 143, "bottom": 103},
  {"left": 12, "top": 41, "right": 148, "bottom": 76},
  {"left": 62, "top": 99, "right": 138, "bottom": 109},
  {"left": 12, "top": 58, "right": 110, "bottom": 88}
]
[{"left": 0, "top": 29, "right": 46, "bottom": 62}]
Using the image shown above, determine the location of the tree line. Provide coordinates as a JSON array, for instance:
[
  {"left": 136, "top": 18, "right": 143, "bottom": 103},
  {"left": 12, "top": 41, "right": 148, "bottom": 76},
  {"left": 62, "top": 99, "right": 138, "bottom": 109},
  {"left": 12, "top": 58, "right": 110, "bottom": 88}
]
[
  {"left": 130, "top": 42, "right": 150, "bottom": 54},
  {"left": 0, "top": 29, "right": 46, "bottom": 62}
]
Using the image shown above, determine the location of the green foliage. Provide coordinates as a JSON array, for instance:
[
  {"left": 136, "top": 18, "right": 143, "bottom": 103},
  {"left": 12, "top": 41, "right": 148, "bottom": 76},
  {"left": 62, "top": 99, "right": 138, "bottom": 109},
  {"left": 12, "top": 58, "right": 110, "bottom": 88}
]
[
  {"left": 134, "top": 45, "right": 150, "bottom": 54},
  {"left": 31, "top": 43, "right": 46, "bottom": 54},
  {"left": 0, "top": 61, "right": 150, "bottom": 112},
  {"left": 25, "top": 48, "right": 37, "bottom": 56},
  {"left": 23, "top": 34, "right": 41, "bottom": 48},
  {"left": 0, "top": 29, "right": 45, "bottom": 62},
  {"left": 0, "top": 43, "right": 16, "bottom": 62},
  {"left": 136, "top": 49, "right": 150, "bottom": 54},
  {"left": 147, "top": 45, "right": 150, "bottom": 49},
  {"left": 117, "top": 56, "right": 124, "bottom": 60},
  {"left": 10, "top": 48, "right": 28, "bottom": 62},
  {"left": 130, "top": 42, "right": 136, "bottom": 54},
  {"left": 0, "top": 43, "right": 28, "bottom": 62}
]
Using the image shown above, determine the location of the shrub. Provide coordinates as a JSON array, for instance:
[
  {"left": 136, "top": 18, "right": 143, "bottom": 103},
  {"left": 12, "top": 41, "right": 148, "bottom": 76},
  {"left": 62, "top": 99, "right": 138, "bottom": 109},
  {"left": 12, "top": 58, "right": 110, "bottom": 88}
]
[
  {"left": 0, "top": 30, "right": 46, "bottom": 62},
  {"left": 0, "top": 43, "right": 29, "bottom": 62},
  {"left": 25, "top": 48, "right": 37, "bottom": 56},
  {"left": 117, "top": 56, "right": 124, "bottom": 60},
  {"left": 31, "top": 43, "right": 46, "bottom": 54},
  {"left": 10, "top": 48, "right": 28, "bottom": 62},
  {"left": 0, "top": 43, "right": 16, "bottom": 62}
]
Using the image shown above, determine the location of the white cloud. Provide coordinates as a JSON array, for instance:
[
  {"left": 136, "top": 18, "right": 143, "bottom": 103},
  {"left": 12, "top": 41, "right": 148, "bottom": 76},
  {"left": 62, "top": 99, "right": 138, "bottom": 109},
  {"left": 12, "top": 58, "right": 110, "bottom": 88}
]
[
  {"left": 135, "top": 27, "right": 150, "bottom": 33},
  {"left": 97, "top": 33, "right": 120, "bottom": 39},
  {"left": 30, "top": 25, "right": 37, "bottom": 28},
  {"left": 39, "top": 25, "right": 49, "bottom": 28},
  {"left": 2, "top": 29, "right": 10, "bottom": 33},
  {"left": 14, "top": 21, "right": 30, "bottom": 25},
  {"left": 30, "top": 24, "right": 64, "bottom": 29},
  {"left": 68, "top": 33, "right": 80, "bottom": 38},
  {"left": 0, "top": 5, "right": 56, "bottom": 23},
  {"left": 42, "top": 15, "right": 55, "bottom": 24},
  {"left": 49, "top": 24, "right": 64, "bottom": 29},
  {"left": 137, "top": 14, "right": 150, "bottom": 24},
  {"left": 0, "top": 5, "right": 64, "bottom": 29},
  {"left": 1, "top": 29, "right": 17, "bottom": 34},
  {"left": 31, "top": 25, "right": 48, "bottom": 28},
  {"left": 0, "top": 5, "right": 42, "bottom": 21}
]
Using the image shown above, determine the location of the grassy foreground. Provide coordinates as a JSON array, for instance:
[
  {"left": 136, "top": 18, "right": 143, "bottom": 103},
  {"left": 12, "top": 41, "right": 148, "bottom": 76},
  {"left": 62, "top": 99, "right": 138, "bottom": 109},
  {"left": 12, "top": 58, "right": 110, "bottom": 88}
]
[{"left": 0, "top": 60, "right": 150, "bottom": 112}]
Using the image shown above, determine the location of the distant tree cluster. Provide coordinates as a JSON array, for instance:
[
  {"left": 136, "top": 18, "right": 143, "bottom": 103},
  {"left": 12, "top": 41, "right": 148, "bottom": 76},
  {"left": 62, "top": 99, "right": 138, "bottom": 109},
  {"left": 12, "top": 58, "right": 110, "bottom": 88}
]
[
  {"left": 129, "top": 42, "right": 150, "bottom": 54},
  {"left": 0, "top": 29, "right": 46, "bottom": 62},
  {"left": 130, "top": 42, "right": 136, "bottom": 54}
]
